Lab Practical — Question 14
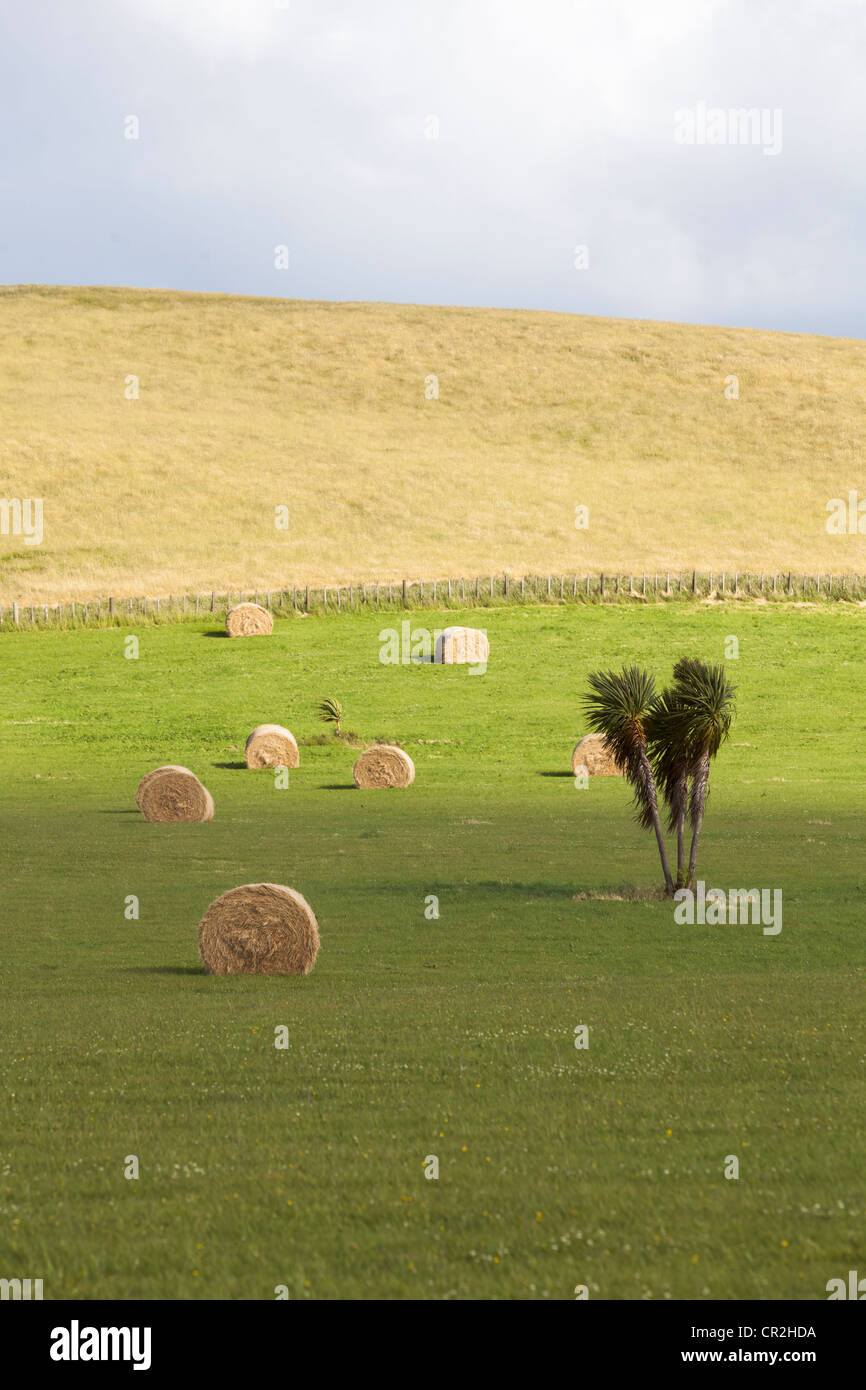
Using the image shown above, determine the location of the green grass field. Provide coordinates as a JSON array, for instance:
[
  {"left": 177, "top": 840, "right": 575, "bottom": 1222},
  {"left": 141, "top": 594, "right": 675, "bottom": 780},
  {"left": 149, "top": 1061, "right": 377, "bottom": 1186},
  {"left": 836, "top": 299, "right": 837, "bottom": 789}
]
[{"left": 1, "top": 601, "right": 863, "bottom": 1300}]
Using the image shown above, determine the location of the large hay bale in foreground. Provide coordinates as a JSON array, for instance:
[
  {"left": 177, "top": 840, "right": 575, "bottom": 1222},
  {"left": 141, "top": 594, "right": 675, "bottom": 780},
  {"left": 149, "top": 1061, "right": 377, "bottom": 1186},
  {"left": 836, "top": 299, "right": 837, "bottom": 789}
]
[
  {"left": 353, "top": 744, "right": 415, "bottom": 788},
  {"left": 571, "top": 733, "right": 622, "bottom": 777},
  {"left": 198, "top": 883, "right": 320, "bottom": 976},
  {"left": 245, "top": 724, "right": 299, "bottom": 769},
  {"left": 434, "top": 626, "right": 489, "bottom": 664},
  {"left": 137, "top": 765, "right": 215, "bottom": 821},
  {"left": 226, "top": 602, "right": 273, "bottom": 637}
]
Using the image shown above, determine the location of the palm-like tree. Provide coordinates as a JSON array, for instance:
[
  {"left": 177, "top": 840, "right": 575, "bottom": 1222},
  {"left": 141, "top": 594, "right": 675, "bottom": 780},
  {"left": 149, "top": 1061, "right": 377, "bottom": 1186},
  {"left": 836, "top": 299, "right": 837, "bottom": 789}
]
[
  {"left": 669, "top": 658, "right": 737, "bottom": 886},
  {"left": 317, "top": 697, "right": 343, "bottom": 735},
  {"left": 583, "top": 666, "right": 675, "bottom": 895},
  {"left": 645, "top": 686, "right": 691, "bottom": 887}
]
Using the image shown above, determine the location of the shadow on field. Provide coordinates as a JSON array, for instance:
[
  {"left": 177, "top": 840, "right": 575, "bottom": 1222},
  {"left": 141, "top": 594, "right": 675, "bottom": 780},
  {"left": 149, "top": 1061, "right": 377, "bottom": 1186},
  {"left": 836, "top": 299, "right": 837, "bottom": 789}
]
[
  {"left": 202, "top": 630, "right": 228, "bottom": 638},
  {"left": 99, "top": 809, "right": 139, "bottom": 814},
  {"left": 213, "top": 761, "right": 246, "bottom": 769},
  {"left": 538, "top": 770, "right": 574, "bottom": 778},
  {"left": 320, "top": 782, "right": 354, "bottom": 790},
  {"left": 127, "top": 966, "right": 204, "bottom": 976}
]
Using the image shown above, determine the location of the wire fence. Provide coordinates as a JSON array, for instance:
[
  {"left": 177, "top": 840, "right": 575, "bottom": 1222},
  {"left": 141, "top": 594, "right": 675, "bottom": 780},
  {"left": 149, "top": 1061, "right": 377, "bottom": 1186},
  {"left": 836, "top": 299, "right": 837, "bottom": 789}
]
[{"left": 0, "top": 569, "right": 863, "bottom": 631}]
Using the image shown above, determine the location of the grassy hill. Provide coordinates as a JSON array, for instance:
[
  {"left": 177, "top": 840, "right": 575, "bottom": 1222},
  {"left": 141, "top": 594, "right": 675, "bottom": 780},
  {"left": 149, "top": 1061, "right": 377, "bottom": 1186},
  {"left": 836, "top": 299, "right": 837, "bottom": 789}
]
[{"left": 2, "top": 284, "right": 865, "bottom": 604}]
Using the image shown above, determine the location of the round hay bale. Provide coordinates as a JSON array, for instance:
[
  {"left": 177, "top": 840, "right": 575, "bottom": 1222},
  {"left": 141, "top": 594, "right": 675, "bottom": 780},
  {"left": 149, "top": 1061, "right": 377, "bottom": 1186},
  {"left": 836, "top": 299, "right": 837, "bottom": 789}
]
[
  {"left": 198, "top": 883, "right": 320, "bottom": 976},
  {"left": 571, "top": 733, "right": 622, "bottom": 777},
  {"left": 244, "top": 724, "right": 299, "bottom": 769},
  {"left": 137, "top": 765, "right": 215, "bottom": 821},
  {"left": 135, "top": 763, "right": 192, "bottom": 810},
  {"left": 434, "top": 626, "right": 489, "bottom": 664},
  {"left": 353, "top": 744, "right": 415, "bottom": 788},
  {"left": 226, "top": 602, "right": 273, "bottom": 637}
]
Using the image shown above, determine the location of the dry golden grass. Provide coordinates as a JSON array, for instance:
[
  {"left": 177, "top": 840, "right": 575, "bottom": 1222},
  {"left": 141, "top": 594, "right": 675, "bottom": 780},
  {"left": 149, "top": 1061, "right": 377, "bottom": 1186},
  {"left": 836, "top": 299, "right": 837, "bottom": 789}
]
[{"left": 1, "top": 284, "right": 865, "bottom": 603}]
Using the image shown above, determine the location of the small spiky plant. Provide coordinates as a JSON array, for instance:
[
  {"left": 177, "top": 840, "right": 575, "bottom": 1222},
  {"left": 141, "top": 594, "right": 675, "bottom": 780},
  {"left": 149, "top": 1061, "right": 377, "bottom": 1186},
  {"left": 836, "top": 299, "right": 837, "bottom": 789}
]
[{"left": 317, "top": 697, "right": 343, "bottom": 736}]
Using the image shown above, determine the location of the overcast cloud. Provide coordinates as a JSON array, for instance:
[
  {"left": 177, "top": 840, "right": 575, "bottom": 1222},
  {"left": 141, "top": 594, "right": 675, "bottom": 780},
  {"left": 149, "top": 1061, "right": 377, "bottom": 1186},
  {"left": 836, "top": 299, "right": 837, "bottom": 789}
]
[{"left": 1, "top": 0, "right": 864, "bottom": 335}]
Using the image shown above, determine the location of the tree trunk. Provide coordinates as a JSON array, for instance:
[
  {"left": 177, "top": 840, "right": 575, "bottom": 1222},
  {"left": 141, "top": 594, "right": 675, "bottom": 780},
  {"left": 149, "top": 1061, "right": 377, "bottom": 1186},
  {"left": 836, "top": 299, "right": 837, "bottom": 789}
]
[
  {"left": 687, "top": 753, "right": 710, "bottom": 885},
  {"left": 672, "top": 765, "right": 688, "bottom": 886},
  {"left": 638, "top": 748, "right": 674, "bottom": 894}
]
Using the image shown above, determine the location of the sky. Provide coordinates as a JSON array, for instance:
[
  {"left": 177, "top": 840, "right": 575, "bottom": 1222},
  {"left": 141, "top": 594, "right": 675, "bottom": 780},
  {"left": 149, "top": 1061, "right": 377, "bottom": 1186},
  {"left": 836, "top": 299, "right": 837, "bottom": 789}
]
[{"left": 1, "top": 0, "right": 864, "bottom": 336}]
